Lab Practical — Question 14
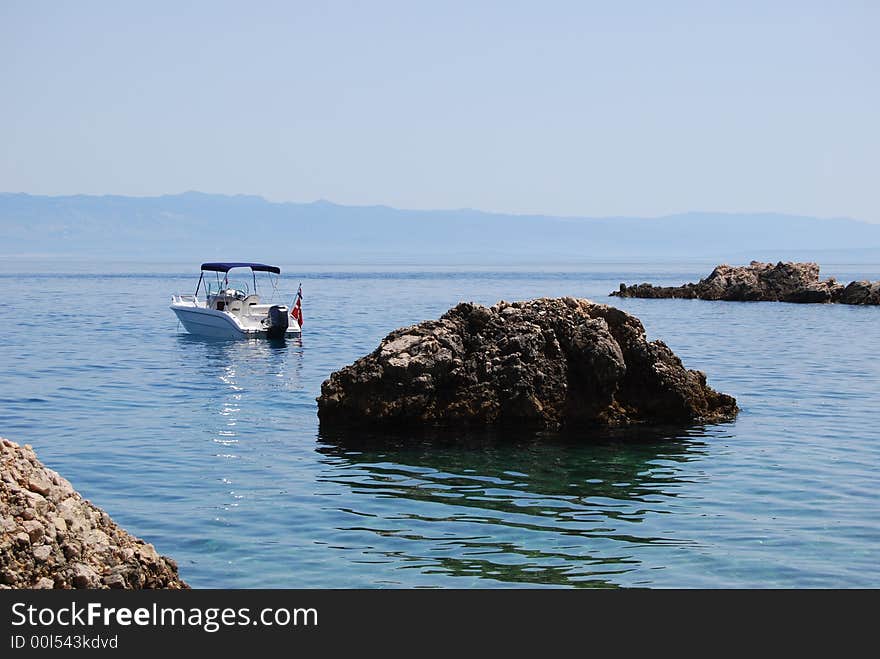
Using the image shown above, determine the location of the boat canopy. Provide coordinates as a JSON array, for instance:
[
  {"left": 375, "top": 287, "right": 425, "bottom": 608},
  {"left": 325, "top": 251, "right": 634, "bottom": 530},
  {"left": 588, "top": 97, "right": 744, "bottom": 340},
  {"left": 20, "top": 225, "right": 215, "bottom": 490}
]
[{"left": 200, "top": 262, "right": 281, "bottom": 275}]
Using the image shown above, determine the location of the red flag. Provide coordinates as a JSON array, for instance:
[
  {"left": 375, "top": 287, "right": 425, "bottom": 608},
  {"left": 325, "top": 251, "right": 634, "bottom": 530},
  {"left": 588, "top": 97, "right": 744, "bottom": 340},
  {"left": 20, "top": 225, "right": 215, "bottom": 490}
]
[{"left": 290, "top": 284, "right": 303, "bottom": 327}]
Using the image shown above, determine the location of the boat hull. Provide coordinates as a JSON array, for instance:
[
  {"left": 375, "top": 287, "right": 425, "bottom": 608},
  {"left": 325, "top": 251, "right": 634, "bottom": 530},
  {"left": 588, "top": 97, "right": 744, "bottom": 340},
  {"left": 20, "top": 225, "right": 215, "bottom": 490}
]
[{"left": 171, "top": 305, "right": 301, "bottom": 339}]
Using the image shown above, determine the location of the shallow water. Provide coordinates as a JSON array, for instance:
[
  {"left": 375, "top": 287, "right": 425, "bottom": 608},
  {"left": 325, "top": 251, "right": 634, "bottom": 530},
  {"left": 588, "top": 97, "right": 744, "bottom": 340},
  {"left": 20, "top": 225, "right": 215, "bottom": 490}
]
[{"left": 1, "top": 262, "right": 878, "bottom": 587}]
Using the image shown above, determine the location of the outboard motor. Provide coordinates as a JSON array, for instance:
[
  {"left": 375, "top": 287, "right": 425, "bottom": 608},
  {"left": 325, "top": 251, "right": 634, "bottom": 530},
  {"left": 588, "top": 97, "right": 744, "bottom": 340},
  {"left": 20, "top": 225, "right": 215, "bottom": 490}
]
[{"left": 267, "top": 305, "right": 289, "bottom": 338}]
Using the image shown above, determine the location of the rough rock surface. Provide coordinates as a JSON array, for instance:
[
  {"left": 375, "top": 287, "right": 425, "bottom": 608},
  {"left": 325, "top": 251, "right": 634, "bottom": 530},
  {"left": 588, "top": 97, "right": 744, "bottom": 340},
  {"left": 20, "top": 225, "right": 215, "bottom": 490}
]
[
  {"left": 836, "top": 280, "right": 880, "bottom": 305},
  {"left": 611, "top": 261, "right": 880, "bottom": 304},
  {"left": 0, "top": 438, "right": 188, "bottom": 589},
  {"left": 317, "top": 297, "right": 737, "bottom": 431}
]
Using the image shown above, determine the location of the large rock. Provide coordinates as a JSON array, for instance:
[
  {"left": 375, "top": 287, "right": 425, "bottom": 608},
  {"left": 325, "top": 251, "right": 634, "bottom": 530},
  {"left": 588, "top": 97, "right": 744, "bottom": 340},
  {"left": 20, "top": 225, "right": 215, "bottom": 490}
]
[
  {"left": 0, "top": 438, "right": 188, "bottom": 589},
  {"left": 836, "top": 280, "right": 880, "bottom": 305},
  {"left": 611, "top": 261, "right": 879, "bottom": 304},
  {"left": 317, "top": 297, "right": 737, "bottom": 431}
]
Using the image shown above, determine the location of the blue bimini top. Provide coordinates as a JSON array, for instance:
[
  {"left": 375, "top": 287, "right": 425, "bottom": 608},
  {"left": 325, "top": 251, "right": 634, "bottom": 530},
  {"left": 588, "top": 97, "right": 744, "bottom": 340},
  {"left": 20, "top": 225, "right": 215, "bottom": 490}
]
[{"left": 200, "top": 262, "right": 281, "bottom": 275}]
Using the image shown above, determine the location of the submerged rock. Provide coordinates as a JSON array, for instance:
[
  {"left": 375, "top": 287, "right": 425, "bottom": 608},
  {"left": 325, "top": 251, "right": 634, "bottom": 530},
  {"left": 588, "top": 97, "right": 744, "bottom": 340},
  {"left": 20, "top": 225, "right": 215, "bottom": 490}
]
[
  {"left": 0, "top": 438, "right": 188, "bottom": 589},
  {"left": 317, "top": 297, "right": 737, "bottom": 432},
  {"left": 611, "top": 261, "right": 880, "bottom": 304}
]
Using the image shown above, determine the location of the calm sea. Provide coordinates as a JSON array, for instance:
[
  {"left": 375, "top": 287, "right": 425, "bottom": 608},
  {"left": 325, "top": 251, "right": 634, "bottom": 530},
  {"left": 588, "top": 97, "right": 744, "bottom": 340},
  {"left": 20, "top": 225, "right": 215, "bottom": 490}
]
[{"left": 1, "top": 262, "right": 878, "bottom": 588}]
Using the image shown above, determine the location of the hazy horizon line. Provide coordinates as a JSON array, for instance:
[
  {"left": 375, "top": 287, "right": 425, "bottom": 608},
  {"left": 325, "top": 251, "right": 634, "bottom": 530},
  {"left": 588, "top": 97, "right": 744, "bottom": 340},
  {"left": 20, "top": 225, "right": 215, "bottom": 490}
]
[{"left": 0, "top": 189, "right": 866, "bottom": 225}]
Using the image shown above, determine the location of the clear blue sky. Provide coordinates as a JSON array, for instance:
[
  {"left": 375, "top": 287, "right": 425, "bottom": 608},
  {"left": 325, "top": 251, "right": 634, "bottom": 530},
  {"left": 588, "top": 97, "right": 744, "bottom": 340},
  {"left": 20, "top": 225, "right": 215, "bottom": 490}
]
[{"left": 2, "top": 1, "right": 877, "bottom": 220}]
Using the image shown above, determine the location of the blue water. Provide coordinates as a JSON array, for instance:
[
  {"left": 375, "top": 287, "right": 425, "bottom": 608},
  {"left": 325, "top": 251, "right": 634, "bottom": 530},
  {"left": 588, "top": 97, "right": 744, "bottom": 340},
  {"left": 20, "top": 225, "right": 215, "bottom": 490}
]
[{"left": 1, "top": 262, "right": 879, "bottom": 588}]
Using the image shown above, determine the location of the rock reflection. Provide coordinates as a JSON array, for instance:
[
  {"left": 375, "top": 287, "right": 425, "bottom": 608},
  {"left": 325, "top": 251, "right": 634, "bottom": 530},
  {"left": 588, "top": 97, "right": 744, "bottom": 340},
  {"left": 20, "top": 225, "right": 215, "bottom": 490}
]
[{"left": 317, "top": 427, "right": 710, "bottom": 587}]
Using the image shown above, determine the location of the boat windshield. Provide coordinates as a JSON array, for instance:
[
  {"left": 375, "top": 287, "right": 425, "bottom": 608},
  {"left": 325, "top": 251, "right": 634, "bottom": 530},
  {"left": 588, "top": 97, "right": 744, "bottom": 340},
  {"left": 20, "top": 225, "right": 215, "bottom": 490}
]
[{"left": 196, "top": 265, "right": 282, "bottom": 303}]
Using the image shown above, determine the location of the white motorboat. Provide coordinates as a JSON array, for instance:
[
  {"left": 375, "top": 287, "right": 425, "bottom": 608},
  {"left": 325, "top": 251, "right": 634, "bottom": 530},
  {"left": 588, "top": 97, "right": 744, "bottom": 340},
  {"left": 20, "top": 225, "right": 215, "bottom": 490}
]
[{"left": 171, "top": 262, "right": 302, "bottom": 339}]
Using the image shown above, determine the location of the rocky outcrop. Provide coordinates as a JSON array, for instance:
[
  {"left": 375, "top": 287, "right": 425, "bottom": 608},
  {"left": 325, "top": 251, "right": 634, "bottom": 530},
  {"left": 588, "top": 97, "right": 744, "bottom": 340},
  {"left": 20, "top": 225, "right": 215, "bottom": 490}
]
[
  {"left": 1, "top": 438, "right": 188, "bottom": 589},
  {"left": 611, "top": 261, "right": 880, "bottom": 304},
  {"left": 837, "top": 280, "right": 880, "bottom": 305},
  {"left": 317, "top": 297, "right": 737, "bottom": 431}
]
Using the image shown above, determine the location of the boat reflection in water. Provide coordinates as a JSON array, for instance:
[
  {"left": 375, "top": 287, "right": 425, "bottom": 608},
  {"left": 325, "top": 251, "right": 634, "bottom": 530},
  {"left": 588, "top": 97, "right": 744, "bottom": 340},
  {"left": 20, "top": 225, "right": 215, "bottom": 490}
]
[
  {"left": 174, "top": 333, "right": 302, "bottom": 384},
  {"left": 316, "top": 425, "right": 713, "bottom": 588},
  {"left": 173, "top": 332, "right": 304, "bottom": 463}
]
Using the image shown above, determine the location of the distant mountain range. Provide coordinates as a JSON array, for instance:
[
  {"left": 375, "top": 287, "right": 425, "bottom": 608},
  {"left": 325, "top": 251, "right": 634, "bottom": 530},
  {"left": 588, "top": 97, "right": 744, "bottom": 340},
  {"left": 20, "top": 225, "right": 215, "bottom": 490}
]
[{"left": 2, "top": 191, "right": 880, "bottom": 264}]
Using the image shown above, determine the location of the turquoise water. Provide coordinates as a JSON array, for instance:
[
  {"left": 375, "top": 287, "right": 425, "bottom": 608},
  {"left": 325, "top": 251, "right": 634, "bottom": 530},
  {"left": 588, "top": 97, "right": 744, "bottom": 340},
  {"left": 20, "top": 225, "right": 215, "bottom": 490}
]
[{"left": 1, "top": 263, "right": 878, "bottom": 587}]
